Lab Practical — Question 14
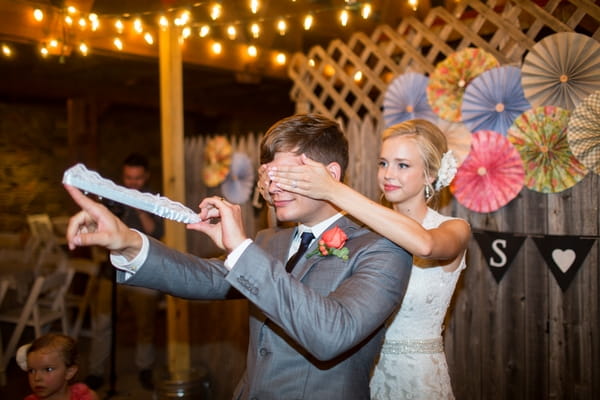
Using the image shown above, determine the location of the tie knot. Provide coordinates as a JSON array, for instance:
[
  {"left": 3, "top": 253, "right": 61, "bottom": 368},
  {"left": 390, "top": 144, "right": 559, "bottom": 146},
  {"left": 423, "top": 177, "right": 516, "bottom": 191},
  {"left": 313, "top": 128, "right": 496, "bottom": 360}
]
[{"left": 299, "top": 231, "right": 315, "bottom": 246}]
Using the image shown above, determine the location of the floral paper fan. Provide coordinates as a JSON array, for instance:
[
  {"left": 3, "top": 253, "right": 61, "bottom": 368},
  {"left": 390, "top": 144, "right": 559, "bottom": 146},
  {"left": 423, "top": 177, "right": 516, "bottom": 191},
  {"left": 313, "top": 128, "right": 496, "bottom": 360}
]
[
  {"left": 427, "top": 48, "right": 500, "bottom": 122},
  {"left": 508, "top": 106, "right": 588, "bottom": 193},
  {"left": 521, "top": 32, "right": 600, "bottom": 110},
  {"left": 450, "top": 130, "right": 524, "bottom": 213},
  {"left": 567, "top": 91, "right": 600, "bottom": 174},
  {"left": 203, "top": 136, "right": 232, "bottom": 187},
  {"left": 383, "top": 72, "right": 437, "bottom": 127},
  {"left": 221, "top": 152, "right": 255, "bottom": 204},
  {"left": 435, "top": 119, "right": 472, "bottom": 166},
  {"left": 461, "top": 66, "right": 531, "bottom": 135}
]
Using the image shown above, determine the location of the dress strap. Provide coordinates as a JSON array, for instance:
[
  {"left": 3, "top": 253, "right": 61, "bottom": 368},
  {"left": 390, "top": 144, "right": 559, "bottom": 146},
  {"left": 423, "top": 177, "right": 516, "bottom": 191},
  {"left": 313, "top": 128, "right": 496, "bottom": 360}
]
[{"left": 380, "top": 337, "right": 443, "bottom": 354}]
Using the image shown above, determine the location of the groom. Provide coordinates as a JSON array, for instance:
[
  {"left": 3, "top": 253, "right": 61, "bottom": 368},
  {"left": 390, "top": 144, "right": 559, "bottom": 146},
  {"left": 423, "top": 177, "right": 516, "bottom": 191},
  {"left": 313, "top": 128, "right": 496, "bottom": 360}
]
[{"left": 64, "top": 113, "right": 412, "bottom": 399}]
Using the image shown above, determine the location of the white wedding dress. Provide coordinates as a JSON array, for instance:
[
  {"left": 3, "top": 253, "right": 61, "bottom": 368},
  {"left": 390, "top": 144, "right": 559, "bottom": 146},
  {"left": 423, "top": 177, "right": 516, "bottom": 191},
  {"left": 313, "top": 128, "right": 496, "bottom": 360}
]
[{"left": 370, "top": 208, "right": 467, "bottom": 400}]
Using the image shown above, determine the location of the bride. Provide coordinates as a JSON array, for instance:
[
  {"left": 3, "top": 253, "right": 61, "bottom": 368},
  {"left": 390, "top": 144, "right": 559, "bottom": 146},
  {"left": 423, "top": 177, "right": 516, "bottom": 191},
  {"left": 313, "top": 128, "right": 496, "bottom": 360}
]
[{"left": 261, "top": 118, "right": 471, "bottom": 399}]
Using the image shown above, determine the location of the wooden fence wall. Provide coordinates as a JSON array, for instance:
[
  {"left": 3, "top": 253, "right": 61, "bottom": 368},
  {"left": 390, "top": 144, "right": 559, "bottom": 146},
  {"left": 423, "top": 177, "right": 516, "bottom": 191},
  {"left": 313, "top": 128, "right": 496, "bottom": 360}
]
[{"left": 286, "top": 0, "right": 600, "bottom": 398}]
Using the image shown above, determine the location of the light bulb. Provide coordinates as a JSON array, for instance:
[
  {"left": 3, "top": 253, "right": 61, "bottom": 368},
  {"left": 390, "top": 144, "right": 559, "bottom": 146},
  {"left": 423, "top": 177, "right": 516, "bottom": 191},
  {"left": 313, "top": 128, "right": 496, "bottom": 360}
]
[
  {"left": 303, "top": 15, "right": 313, "bottom": 31},
  {"left": 33, "top": 9, "right": 44, "bottom": 22},
  {"left": 277, "top": 19, "right": 287, "bottom": 35},
  {"left": 250, "top": 23, "right": 260, "bottom": 39},
  {"left": 199, "top": 25, "right": 210, "bottom": 37}
]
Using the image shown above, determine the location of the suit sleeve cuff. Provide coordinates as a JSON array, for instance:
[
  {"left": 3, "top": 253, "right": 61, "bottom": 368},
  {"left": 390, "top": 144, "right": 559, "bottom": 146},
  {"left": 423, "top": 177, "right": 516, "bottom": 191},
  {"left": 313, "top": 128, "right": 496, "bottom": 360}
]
[
  {"left": 109, "top": 229, "right": 149, "bottom": 279},
  {"left": 224, "top": 238, "right": 253, "bottom": 271}
]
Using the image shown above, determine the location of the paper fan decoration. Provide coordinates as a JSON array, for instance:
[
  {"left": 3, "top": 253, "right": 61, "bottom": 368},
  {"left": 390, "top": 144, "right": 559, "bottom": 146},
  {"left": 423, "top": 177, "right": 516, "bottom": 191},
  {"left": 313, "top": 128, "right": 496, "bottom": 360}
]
[
  {"left": 567, "top": 91, "right": 600, "bottom": 174},
  {"left": 508, "top": 106, "right": 588, "bottom": 193},
  {"left": 435, "top": 119, "right": 473, "bottom": 166},
  {"left": 461, "top": 66, "right": 531, "bottom": 135},
  {"left": 427, "top": 48, "right": 500, "bottom": 122},
  {"left": 521, "top": 32, "right": 600, "bottom": 110},
  {"left": 450, "top": 130, "right": 524, "bottom": 213},
  {"left": 221, "top": 152, "right": 255, "bottom": 204},
  {"left": 203, "top": 136, "right": 232, "bottom": 187},
  {"left": 383, "top": 72, "right": 437, "bottom": 127}
]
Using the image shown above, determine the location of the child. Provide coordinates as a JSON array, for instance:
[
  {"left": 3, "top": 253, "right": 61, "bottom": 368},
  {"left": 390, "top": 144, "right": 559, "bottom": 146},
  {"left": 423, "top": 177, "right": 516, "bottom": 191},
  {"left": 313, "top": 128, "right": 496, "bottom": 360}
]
[{"left": 17, "top": 333, "right": 99, "bottom": 400}]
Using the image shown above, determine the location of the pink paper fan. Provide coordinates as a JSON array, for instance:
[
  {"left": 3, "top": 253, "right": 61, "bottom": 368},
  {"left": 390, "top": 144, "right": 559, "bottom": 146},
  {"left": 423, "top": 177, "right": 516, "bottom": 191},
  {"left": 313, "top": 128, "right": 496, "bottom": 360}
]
[{"left": 450, "top": 130, "right": 525, "bottom": 213}]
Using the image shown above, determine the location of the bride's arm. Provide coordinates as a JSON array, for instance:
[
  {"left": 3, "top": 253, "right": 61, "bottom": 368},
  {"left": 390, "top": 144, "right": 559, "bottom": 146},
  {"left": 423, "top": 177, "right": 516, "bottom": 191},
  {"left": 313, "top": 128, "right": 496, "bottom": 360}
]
[{"left": 263, "top": 156, "right": 470, "bottom": 262}]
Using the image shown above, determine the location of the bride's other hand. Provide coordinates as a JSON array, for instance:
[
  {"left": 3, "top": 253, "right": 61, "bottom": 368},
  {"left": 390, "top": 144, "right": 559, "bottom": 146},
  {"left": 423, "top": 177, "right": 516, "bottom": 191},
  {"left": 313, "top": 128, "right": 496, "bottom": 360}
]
[{"left": 267, "top": 154, "right": 340, "bottom": 201}]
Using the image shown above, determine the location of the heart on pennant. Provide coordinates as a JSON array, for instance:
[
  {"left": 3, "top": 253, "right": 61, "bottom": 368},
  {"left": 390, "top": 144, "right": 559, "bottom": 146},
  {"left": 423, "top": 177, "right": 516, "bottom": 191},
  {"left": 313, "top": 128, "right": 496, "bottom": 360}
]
[{"left": 552, "top": 249, "right": 576, "bottom": 272}]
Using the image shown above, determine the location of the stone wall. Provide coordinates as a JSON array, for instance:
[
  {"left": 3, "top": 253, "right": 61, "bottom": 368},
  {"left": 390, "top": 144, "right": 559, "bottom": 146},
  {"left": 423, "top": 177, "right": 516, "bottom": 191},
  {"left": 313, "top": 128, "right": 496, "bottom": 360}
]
[{"left": 0, "top": 100, "right": 162, "bottom": 234}]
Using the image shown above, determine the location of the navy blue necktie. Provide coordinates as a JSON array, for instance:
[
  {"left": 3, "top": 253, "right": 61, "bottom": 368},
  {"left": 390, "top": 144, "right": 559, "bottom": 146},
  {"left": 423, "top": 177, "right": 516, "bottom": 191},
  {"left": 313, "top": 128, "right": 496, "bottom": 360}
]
[{"left": 285, "top": 231, "right": 315, "bottom": 272}]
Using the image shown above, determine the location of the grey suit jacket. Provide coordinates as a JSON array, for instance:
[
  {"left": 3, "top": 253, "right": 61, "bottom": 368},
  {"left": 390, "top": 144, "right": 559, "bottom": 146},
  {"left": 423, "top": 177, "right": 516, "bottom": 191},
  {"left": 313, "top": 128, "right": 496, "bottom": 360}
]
[{"left": 119, "top": 215, "right": 412, "bottom": 400}]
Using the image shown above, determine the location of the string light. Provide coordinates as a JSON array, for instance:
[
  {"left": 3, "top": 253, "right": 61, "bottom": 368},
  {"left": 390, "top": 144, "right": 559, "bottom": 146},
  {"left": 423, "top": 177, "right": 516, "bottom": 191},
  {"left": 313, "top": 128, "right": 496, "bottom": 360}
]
[
  {"left": 275, "top": 52, "right": 286, "bottom": 65},
  {"left": 144, "top": 32, "right": 154, "bottom": 45},
  {"left": 211, "top": 41, "right": 222, "bottom": 54},
  {"left": 159, "top": 15, "right": 169, "bottom": 28},
  {"left": 339, "top": 10, "right": 349, "bottom": 27},
  {"left": 210, "top": 3, "right": 222, "bottom": 20},
  {"left": 40, "top": 45, "right": 49, "bottom": 57},
  {"left": 134, "top": 18, "right": 144, "bottom": 33},
  {"left": 113, "top": 37, "right": 123, "bottom": 50},
  {"left": 18, "top": 1, "right": 375, "bottom": 67},
  {"left": 2, "top": 44, "right": 13, "bottom": 57},
  {"left": 115, "top": 19, "right": 124, "bottom": 33},
  {"left": 33, "top": 8, "right": 44, "bottom": 22},
  {"left": 250, "top": 23, "right": 260, "bottom": 39},
  {"left": 79, "top": 42, "right": 89, "bottom": 55},
  {"left": 277, "top": 19, "right": 287, "bottom": 36},
  {"left": 361, "top": 3, "right": 372, "bottom": 19},
  {"left": 226, "top": 25, "right": 237, "bottom": 40},
  {"left": 303, "top": 14, "right": 314, "bottom": 30},
  {"left": 199, "top": 25, "right": 210, "bottom": 37}
]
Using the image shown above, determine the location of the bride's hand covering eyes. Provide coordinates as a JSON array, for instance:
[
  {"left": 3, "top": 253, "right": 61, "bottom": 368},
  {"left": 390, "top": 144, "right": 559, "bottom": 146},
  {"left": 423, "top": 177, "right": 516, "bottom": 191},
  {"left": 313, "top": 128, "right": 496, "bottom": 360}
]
[{"left": 267, "top": 154, "right": 339, "bottom": 201}]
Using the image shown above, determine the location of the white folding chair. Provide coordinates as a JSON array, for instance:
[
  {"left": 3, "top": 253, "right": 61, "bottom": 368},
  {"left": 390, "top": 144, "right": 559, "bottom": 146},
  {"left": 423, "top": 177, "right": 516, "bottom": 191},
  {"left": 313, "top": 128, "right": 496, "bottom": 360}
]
[{"left": 0, "top": 266, "right": 75, "bottom": 374}]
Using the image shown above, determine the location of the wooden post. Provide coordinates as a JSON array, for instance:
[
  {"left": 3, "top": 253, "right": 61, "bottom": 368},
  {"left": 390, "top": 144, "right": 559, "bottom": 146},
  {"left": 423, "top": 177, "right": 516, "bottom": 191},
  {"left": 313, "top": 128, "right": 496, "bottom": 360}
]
[{"left": 159, "top": 23, "right": 190, "bottom": 373}]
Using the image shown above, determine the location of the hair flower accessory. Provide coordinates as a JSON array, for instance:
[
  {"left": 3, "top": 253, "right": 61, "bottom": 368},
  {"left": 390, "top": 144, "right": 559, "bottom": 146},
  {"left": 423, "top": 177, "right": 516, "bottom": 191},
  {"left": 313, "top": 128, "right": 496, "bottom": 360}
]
[
  {"left": 434, "top": 150, "right": 458, "bottom": 191},
  {"left": 306, "top": 226, "right": 349, "bottom": 261}
]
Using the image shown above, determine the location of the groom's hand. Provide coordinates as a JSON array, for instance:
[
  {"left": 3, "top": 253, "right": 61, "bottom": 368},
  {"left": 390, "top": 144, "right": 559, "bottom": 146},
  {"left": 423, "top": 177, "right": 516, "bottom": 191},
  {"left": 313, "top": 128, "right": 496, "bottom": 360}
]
[
  {"left": 64, "top": 184, "right": 143, "bottom": 260},
  {"left": 187, "top": 196, "right": 248, "bottom": 253}
]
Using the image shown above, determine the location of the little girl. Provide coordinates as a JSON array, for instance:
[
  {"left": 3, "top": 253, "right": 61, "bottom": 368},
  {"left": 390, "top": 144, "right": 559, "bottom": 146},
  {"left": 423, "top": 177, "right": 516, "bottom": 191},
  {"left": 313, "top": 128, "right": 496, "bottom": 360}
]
[{"left": 17, "top": 333, "right": 99, "bottom": 400}]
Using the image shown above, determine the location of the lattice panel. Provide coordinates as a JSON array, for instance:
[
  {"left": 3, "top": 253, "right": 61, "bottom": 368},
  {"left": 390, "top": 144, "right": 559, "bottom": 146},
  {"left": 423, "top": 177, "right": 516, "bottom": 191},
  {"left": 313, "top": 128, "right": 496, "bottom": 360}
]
[{"left": 288, "top": 0, "right": 600, "bottom": 124}]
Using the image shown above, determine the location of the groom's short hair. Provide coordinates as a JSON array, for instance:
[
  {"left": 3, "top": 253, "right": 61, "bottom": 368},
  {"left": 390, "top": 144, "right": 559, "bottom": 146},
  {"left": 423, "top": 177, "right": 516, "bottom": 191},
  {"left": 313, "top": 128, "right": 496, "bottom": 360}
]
[{"left": 260, "top": 114, "right": 349, "bottom": 181}]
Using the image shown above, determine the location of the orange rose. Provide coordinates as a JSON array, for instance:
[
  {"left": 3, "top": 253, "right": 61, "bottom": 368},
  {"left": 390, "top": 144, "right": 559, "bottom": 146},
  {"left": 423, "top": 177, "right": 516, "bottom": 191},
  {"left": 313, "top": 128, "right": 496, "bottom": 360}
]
[
  {"left": 306, "top": 226, "right": 349, "bottom": 261},
  {"left": 321, "top": 226, "right": 347, "bottom": 249}
]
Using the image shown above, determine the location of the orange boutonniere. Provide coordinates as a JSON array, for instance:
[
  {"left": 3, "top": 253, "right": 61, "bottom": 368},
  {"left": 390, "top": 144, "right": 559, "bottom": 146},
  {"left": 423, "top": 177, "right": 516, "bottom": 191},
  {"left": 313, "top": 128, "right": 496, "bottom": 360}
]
[{"left": 306, "top": 226, "right": 349, "bottom": 261}]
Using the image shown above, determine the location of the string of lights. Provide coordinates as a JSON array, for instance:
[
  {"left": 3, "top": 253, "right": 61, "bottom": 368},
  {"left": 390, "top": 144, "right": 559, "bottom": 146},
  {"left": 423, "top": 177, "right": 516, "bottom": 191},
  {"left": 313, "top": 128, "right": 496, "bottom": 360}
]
[{"left": 0, "top": 0, "right": 396, "bottom": 66}]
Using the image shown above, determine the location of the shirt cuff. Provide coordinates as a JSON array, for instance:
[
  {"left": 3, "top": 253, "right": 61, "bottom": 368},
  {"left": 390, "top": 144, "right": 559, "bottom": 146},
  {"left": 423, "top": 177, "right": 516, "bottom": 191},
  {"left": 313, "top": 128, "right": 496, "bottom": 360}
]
[
  {"left": 109, "top": 229, "right": 149, "bottom": 279},
  {"left": 224, "top": 238, "right": 253, "bottom": 271}
]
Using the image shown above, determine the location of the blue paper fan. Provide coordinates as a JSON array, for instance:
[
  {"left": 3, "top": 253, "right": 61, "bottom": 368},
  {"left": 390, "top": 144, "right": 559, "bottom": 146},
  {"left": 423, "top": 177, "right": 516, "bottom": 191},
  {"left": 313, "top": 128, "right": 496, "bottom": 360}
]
[
  {"left": 221, "top": 152, "right": 255, "bottom": 204},
  {"left": 383, "top": 72, "right": 437, "bottom": 127},
  {"left": 461, "top": 66, "right": 531, "bottom": 135}
]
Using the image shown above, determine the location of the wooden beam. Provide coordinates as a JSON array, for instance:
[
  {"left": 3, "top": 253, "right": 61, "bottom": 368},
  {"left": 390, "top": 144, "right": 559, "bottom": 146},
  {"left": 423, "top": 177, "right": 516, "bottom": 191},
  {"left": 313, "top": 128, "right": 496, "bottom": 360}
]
[{"left": 159, "top": 23, "right": 190, "bottom": 374}]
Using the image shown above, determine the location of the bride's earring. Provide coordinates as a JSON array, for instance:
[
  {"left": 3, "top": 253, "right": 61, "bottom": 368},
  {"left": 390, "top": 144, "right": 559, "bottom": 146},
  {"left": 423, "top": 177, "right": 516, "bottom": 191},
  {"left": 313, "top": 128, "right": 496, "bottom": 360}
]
[{"left": 424, "top": 184, "right": 433, "bottom": 200}]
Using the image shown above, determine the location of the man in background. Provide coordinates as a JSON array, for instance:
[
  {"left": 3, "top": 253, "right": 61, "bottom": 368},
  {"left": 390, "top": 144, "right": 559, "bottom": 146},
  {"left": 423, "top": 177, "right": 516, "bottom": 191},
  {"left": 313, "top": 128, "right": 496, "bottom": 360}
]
[{"left": 85, "top": 153, "right": 164, "bottom": 391}]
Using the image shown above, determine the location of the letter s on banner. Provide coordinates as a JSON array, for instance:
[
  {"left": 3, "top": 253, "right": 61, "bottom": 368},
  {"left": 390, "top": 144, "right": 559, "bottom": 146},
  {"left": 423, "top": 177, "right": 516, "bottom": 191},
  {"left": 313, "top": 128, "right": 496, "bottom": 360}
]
[{"left": 490, "top": 239, "right": 507, "bottom": 267}]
